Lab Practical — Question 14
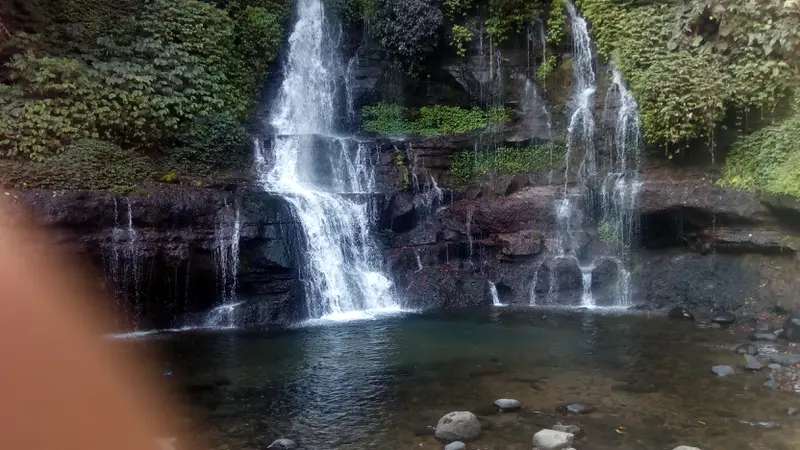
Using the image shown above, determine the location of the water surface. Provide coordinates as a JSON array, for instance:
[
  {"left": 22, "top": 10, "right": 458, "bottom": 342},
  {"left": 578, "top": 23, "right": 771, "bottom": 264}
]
[{"left": 122, "top": 308, "right": 800, "bottom": 450}]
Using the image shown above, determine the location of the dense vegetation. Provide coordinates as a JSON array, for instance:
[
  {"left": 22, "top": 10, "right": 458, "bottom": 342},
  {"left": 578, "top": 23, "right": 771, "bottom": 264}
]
[
  {"left": 361, "top": 103, "right": 510, "bottom": 136},
  {"left": 0, "top": 0, "right": 290, "bottom": 191},
  {"left": 451, "top": 144, "right": 563, "bottom": 183}
]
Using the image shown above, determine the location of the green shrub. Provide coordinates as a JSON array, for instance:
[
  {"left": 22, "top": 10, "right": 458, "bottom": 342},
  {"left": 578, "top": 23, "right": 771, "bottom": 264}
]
[
  {"left": 22, "top": 139, "right": 154, "bottom": 192},
  {"left": 162, "top": 112, "right": 253, "bottom": 178},
  {"left": 451, "top": 144, "right": 563, "bottom": 183},
  {"left": 597, "top": 220, "right": 616, "bottom": 245},
  {"left": 722, "top": 99, "right": 800, "bottom": 197},
  {"left": 361, "top": 103, "right": 510, "bottom": 136}
]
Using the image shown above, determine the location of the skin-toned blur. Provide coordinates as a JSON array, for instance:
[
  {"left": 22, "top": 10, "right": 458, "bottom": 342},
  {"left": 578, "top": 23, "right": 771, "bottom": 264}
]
[{"left": 0, "top": 199, "right": 198, "bottom": 450}]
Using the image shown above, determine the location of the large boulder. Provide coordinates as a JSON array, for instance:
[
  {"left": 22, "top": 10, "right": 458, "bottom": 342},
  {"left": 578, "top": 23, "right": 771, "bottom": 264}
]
[
  {"left": 782, "top": 312, "right": 800, "bottom": 342},
  {"left": 495, "top": 230, "right": 543, "bottom": 257},
  {"left": 532, "top": 429, "right": 575, "bottom": 450},
  {"left": 435, "top": 411, "right": 481, "bottom": 441}
]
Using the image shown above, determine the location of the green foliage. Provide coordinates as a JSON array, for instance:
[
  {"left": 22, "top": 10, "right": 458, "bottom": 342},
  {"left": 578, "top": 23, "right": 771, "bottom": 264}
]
[
  {"left": 546, "top": 0, "right": 566, "bottom": 46},
  {"left": 597, "top": 220, "right": 616, "bottom": 245},
  {"left": 362, "top": 103, "right": 412, "bottom": 135},
  {"left": 486, "top": 0, "right": 541, "bottom": 43},
  {"left": 370, "top": 0, "right": 443, "bottom": 71},
  {"left": 722, "top": 98, "right": 800, "bottom": 197},
  {"left": 394, "top": 149, "right": 410, "bottom": 190},
  {"left": 361, "top": 103, "right": 511, "bottom": 136},
  {"left": 450, "top": 24, "right": 474, "bottom": 57},
  {"left": 21, "top": 139, "right": 154, "bottom": 192},
  {"left": 451, "top": 144, "right": 563, "bottom": 183},
  {"left": 536, "top": 55, "right": 558, "bottom": 81},
  {"left": 331, "top": 0, "right": 375, "bottom": 23},
  {"left": 576, "top": 0, "right": 800, "bottom": 149},
  {"left": 162, "top": 112, "right": 253, "bottom": 178}
]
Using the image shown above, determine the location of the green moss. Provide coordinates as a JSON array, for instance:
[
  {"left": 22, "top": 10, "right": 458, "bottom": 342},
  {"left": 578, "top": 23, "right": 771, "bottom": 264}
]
[
  {"left": 394, "top": 149, "right": 410, "bottom": 190},
  {"left": 451, "top": 144, "right": 563, "bottom": 184}
]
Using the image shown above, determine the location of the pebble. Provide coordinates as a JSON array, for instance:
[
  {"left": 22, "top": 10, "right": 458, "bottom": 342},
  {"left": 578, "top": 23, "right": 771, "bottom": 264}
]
[
  {"left": 771, "top": 354, "right": 800, "bottom": 365},
  {"left": 444, "top": 442, "right": 466, "bottom": 450},
  {"left": 744, "top": 355, "right": 763, "bottom": 371},
  {"left": 755, "top": 322, "right": 774, "bottom": 333},
  {"left": 769, "top": 363, "right": 782, "bottom": 370},
  {"left": 711, "top": 323, "right": 721, "bottom": 329},
  {"left": 788, "top": 407, "right": 798, "bottom": 416},
  {"left": 668, "top": 307, "right": 694, "bottom": 320},
  {"left": 563, "top": 403, "right": 595, "bottom": 414},
  {"left": 494, "top": 398, "right": 521, "bottom": 411},
  {"left": 712, "top": 365, "right": 735, "bottom": 377},
  {"left": 672, "top": 447, "right": 702, "bottom": 450},
  {"left": 764, "top": 375, "right": 777, "bottom": 390},
  {"left": 735, "top": 343, "right": 758, "bottom": 356},
  {"left": 740, "top": 420, "right": 779, "bottom": 429},
  {"left": 750, "top": 332, "right": 778, "bottom": 342}
]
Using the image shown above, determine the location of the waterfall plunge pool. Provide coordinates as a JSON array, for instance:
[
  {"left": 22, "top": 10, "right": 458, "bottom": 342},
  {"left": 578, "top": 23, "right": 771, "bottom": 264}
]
[{"left": 118, "top": 308, "right": 800, "bottom": 450}]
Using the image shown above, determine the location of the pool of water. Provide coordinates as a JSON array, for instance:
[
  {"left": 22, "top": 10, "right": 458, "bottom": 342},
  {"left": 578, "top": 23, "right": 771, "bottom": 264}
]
[{"left": 120, "top": 307, "right": 800, "bottom": 450}]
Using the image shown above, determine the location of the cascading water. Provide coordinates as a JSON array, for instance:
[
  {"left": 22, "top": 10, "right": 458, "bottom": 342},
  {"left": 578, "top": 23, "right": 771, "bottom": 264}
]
[
  {"left": 105, "top": 198, "right": 143, "bottom": 326},
  {"left": 489, "top": 282, "right": 504, "bottom": 307},
  {"left": 203, "top": 202, "right": 243, "bottom": 328},
  {"left": 256, "top": 0, "right": 398, "bottom": 321}
]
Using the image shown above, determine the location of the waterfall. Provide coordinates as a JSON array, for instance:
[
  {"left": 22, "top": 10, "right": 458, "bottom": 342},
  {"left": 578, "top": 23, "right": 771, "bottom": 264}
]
[
  {"left": 256, "top": 0, "right": 398, "bottom": 321},
  {"left": 204, "top": 202, "right": 242, "bottom": 328},
  {"left": 466, "top": 207, "right": 474, "bottom": 262},
  {"left": 489, "top": 282, "right": 504, "bottom": 307},
  {"left": 414, "top": 251, "right": 424, "bottom": 272},
  {"left": 599, "top": 67, "right": 643, "bottom": 306},
  {"left": 522, "top": 78, "right": 554, "bottom": 141},
  {"left": 105, "top": 197, "right": 143, "bottom": 327}
]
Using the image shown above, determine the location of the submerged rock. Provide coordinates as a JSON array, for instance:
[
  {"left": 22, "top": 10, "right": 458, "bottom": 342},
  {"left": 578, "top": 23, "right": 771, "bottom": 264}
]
[
  {"left": 444, "top": 442, "right": 466, "bottom": 450},
  {"left": 435, "top": 411, "right": 481, "bottom": 441},
  {"left": 559, "top": 403, "right": 595, "bottom": 414},
  {"left": 668, "top": 307, "right": 695, "bottom": 320},
  {"left": 787, "top": 407, "right": 798, "bottom": 416},
  {"left": 764, "top": 374, "right": 777, "bottom": 389},
  {"left": 672, "top": 447, "right": 702, "bottom": 450},
  {"left": 771, "top": 354, "right": 800, "bottom": 365},
  {"left": 735, "top": 343, "right": 758, "bottom": 356},
  {"left": 552, "top": 424, "right": 581, "bottom": 435},
  {"left": 744, "top": 355, "right": 763, "bottom": 371},
  {"left": 769, "top": 363, "right": 782, "bottom": 370},
  {"left": 740, "top": 420, "right": 779, "bottom": 429},
  {"left": 782, "top": 312, "right": 800, "bottom": 342},
  {"left": 711, "top": 312, "right": 736, "bottom": 325},
  {"left": 532, "top": 429, "right": 574, "bottom": 450},
  {"left": 755, "top": 322, "right": 774, "bottom": 333},
  {"left": 712, "top": 365, "right": 735, "bottom": 377},
  {"left": 611, "top": 380, "right": 658, "bottom": 394},
  {"left": 494, "top": 398, "right": 521, "bottom": 411},
  {"left": 749, "top": 332, "right": 778, "bottom": 342},
  {"left": 266, "top": 439, "right": 297, "bottom": 449}
]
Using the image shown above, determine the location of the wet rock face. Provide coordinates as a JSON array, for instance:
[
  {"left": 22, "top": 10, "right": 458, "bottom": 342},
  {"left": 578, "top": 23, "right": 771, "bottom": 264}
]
[{"left": 11, "top": 187, "right": 304, "bottom": 329}]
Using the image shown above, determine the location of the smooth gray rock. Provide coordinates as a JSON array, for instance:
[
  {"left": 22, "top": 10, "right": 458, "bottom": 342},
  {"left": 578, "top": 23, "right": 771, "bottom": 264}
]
[
  {"left": 782, "top": 312, "right": 800, "bottom": 342},
  {"left": 435, "top": 411, "right": 481, "bottom": 441},
  {"left": 672, "top": 447, "right": 702, "bottom": 450},
  {"left": 712, "top": 365, "right": 735, "bottom": 377},
  {"left": 787, "top": 407, "right": 798, "bottom": 416},
  {"left": 750, "top": 332, "right": 779, "bottom": 342},
  {"left": 769, "top": 363, "right": 782, "bottom": 370},
  {"left": 267, "top": 439, "right": 297, "bottom": 449},
  {"left": 735, "top": 343, "right": 758, "bottom": 356},
  {"left": 532, "top": 429, "right": 575, "bottom": 450},
  {"left": 744, "top": 355, "right": 763, "bottom": 371},
  {"left": 764, "top": 374, "right": 777, "bottom": 389},
  {"left": 771, "top": 354, "right": 800, "bottom": 365},
  {"left": 552, "top": 424, "right": 581, "bottom": 435},
  {"left": 444, "top": 442, "right": 466, "bottom": 450},
  {"left": 711, "top": 312, "right": 736, "bottom": 325},
  {"left": 494, "top": 398, "right": 521, "bottom": 411}
]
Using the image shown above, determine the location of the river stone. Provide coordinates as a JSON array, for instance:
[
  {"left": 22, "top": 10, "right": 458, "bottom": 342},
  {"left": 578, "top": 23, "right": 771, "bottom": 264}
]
[
  {"left": 741, "top": 420, "right": 779, "bottom": 429},
  {"left": 552, "top": 424, "right": 581, "bottom": 435},
  {"left": 769, "top": 363, "right": 782, "bottom": 370},
  {"left": 494, "top": 398, "right": 521, "bottom": 411},
  {"left": 444, "top": 442, "right": 466, "bottom": 450},
  {"left": 744, "top": 355, "right": 763, "bottom": 371},
  {"left": 672, "top": 447, "right": 702, "bottom": 450},
  {"left": 532, "top": 429, "right": 574, "bottom": 450},
  {"left": 712, "top": 365, "right": 735, "bottom": 377},
  {"left": 266, "top": 439, "right": 297, "bottom": 449},
  {"left": 668, "top": 307, "right": 694, "bottom": 320},
  {"left": 755, "top": 322, "right": 774, "bottom": 333},
  {"left": 750, "top": 332, "right": 778, "bottom": 342},
  {"left": 560, "top": 403, "right": 595, "bottom": 414},
  {"left": 787, "top": 407, "right": 798, "bottom": 416},
  {"left": 764, "top": 375, "right": 777, "bottom": 390},
  {"left": 782, "top": 312, "right": 800, "bottom": 342},
  {"left": 735, "top": 343, "right": 758, "bottom": 356},
  {"left": 711, "top": 312, "right": 736, "bottom": 325},
  {"left": 435, "top": 411, "right": 481, "bottom": 441},
  {"left": 771, "top": 354, "right": 800, "bottom": 365}
]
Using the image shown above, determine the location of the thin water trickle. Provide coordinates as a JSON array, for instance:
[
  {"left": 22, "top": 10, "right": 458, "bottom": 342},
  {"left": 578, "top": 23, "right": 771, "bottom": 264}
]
[
  {"left": 256, "top": 0, "right": 399, "bottom": 320},
  {"left": 204, "top": 202, "right": 242, "bottom": 328},
  {"left": 489, "top": 281, "right": 503, "bottom": 307}
]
